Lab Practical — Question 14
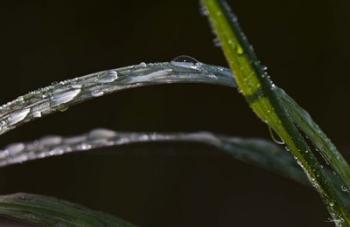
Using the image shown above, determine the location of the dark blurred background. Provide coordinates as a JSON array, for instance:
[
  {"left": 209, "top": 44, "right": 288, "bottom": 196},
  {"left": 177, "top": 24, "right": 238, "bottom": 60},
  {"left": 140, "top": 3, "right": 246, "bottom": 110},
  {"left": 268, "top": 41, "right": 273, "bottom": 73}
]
[{"left": 0, "top": 0, "right": 349, "bottom": 226}]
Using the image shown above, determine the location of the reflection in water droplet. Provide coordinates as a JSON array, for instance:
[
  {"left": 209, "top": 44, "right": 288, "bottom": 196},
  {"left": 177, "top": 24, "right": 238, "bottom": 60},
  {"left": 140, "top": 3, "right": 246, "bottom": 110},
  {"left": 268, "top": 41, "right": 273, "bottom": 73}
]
[
  {"left": 97, "top": 70, "right": 118, "bottom": 83},
  {"left": 268, "top": 127, "right": 285, "bottom": 145},
  {"left": 8, "top": 108, "right": 31, "bottom": 125},
  {"left": 50, "top": 89, "right": 81, "bottom": 107}
]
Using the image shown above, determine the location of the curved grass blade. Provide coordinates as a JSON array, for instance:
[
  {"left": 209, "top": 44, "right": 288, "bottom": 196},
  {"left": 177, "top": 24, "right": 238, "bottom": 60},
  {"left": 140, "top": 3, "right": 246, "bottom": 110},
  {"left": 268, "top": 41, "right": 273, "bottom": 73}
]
[
  {"left": 1, "top": 129, "right": 349, "bottom": 208},
  {"left": 0, "top": 129, "right": 306, "bottom": 184},
  {"left": 1, "top": 58, "right": 349, "bottom": 224},
  {"left": 201, "top": 0, "right": 350, "bottom": 225},
  {"left": 0, "top": 62, "right": 234, "bottom": 136},
  {"left": 0, "top": 193, "right": 136, "bottom": 227}
]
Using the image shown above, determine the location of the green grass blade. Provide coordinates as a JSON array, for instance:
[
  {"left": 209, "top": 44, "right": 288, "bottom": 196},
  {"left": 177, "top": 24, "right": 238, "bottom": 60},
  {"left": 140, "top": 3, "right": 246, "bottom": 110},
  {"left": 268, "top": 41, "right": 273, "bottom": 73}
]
[
  {"left": 277, "top": 88, "right": 350, "bottom": 192},
  {"left": 0, "top": 193, "right": 136, "bottom": 227},
  {"left": 201, "top": 0, "right": 350, "bottom": 225}
]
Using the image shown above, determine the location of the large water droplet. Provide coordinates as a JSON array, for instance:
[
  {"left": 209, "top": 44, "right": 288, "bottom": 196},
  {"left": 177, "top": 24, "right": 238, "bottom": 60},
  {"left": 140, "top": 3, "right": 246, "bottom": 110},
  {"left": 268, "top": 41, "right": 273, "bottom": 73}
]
[
  {"left": 138, "top": 62, "right": 147, "bottom": 68},
  {"left": 97, "top": 70, "right": 118, "bottom": 83},
  {"left": 171, "top": 55, "right": 200, "bottom": 69},
  {"left": 50, "top": 89, "right": 81, "bottom": 107},
  {"left": 8, "top": 108, "right": 31, "bottom": 125},
  {"left": 268, "top": 127, "right": 285, "bottom": 145}
]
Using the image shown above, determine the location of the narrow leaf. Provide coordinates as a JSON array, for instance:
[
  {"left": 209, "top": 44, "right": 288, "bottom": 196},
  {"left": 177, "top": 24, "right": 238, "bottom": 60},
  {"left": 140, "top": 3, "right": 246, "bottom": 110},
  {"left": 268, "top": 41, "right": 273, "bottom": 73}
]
[{"left": 0, "top": 193, "right": 136, "bottom": 227}]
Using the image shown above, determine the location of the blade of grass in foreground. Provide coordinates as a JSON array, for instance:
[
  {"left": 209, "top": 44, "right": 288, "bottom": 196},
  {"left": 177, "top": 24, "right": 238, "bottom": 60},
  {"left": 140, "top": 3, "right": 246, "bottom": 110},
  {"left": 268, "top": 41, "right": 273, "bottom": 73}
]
[
  {"left": 0, "top": 193, "right": 136, "bottom": 227},
  {"left": 201, "top": 0, "right": 350, "bottom": 225}
]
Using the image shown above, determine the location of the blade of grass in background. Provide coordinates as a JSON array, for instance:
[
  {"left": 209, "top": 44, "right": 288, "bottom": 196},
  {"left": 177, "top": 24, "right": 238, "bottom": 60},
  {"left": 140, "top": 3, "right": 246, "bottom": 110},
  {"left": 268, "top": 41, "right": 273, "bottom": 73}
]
[
  {"left": 0, "top": 129, "right": 307, "bottom": 184},
  {"left": 201, "top": 0, "right": 350, "bottom": 225},
  {"left": 1, "top": 129, "right": 349, "bottom": 208},
  {"left": 0, "top": 193, "right": 136, "bottom": 227}
]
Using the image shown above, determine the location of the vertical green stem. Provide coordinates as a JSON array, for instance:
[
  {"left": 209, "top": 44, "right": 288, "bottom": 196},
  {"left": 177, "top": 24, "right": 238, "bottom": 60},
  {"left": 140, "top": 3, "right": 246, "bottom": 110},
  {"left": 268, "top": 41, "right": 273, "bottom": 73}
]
[{"left": 202, "top": 0, "right": 350, "bottom": 225}]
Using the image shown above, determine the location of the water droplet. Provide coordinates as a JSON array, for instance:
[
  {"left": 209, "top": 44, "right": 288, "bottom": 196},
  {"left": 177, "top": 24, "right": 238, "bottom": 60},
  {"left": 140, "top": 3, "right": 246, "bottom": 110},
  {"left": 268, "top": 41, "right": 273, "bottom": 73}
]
[
  {"left": 213, "top": 37, "right": 221, "bottom": 47},
  {"left": 32, "top": 111, "right": 42, "bottom": 118},
  {"left": 50, "top": 89, "right": 81, "bottom": 107},
  {"left": 8, "top": 108, "right": 31, "bottom": 125},
  {"left": 89, "top": 128, "right": 117, "bottom": 139},
  {"left": 77, "top": 143, "right": 91, "bottom": 150},
  {"left": 64, "top": 136, "right": 85, "bottom": 144},
  {"left": 71, "top": 84, "right": 82, "bottom": 89},
  {"left": 199, "top": 2, "right": 209, "bottom": 16},
  {"left": 171, "top": 55, "right": 200, "bottom": 69},
  {"left": 5, "top": 143, "right": 25, "bottom": 155},
  {"left": 236, "top": 45, "right": 244, "bottom": 55},
  {"left": 39, "top": 136, "right": 63, "bottom": 146},
  {"left": 172, "top": 55, "right": 199, "bottom": 64},
  {"left": 97, "top": 70, "right": 118, "bottom": 83},
  {"left": 58, "top": 106, "right": 69, "bottom": 112},
  {"left": 268, "top": 127, "right": 285, "bottom": 145},
  {"left": 341, "top": 185, "right": 349, "bottom": 192},
  {"left": 138, "top": 62, "right": 147, "bottom": 67},
  {"left": 91, "top": 90, "right": 104, "bottom": 97}
]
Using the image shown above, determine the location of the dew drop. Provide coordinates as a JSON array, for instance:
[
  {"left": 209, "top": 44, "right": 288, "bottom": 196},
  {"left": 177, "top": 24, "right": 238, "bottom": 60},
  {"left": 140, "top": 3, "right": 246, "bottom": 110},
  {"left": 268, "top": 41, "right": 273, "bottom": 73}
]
[
  {"left": 138, "top": 62, "right": 147, "bottom": 68},
  {"left": 8, "top": 108, "right": 31, "bottom": 125},
  {"left": 97, "top": 70, "right": 118, "bottom": 83},
  {"left": 5, "top": 143, "right": 25, "bottom": 155},
  {"left": 213, "top": 37, "right": 221, "bottom": 47},
  {"left": 341, "top": 185, "right": 349, "bottom": 192},
  {"left": 77, "top": 143, "right": 92, "bottom": 150},
  {"left": 32, "top": 111, "right": 42, "bottom": 118},
  {"left": 89, "top": 128, "right": 117, "bottom": 139},
  {"left": 71, "top": 84, "right": 82, "bottom": 89},
  {"left": 50, "top": 89, "right": 81, "bottom": 107},
  {"left": 39, "top": 136, "right": 63, "bottom": 146},
  {"left": 236, "top": 45, "right": 244, "bottom": 55},
  {"left": 171, "top": 55, "right": 200, "bottom": 69},
  {"left": 91, "top": 90, "right": 104, "bottom": 97},
  {"left": 268, "top": 127, "right": 285, "bottom": 145}
]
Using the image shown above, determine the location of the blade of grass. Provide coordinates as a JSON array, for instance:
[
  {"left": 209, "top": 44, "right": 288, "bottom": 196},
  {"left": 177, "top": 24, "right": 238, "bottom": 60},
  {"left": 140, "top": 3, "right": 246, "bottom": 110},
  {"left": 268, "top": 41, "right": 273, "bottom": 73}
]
[
  {"left": 1, "top": 129, "right": 349, "bottom": 208},
  {"left": 201, "top": 0, "right": 350, "bottom": 225},
  {"left": 0, "top": 62, "right": 234, "bottom": 136},
  {"left": 0, "top": 130, "right": 307, "bottom": 184},
  {"left": 0, "top": 193, "right": 136, "bottom": 227}
]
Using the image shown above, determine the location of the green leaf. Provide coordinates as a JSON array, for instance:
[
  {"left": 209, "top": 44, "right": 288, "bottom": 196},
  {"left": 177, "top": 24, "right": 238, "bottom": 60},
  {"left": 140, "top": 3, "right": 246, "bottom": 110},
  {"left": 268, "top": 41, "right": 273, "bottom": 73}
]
[
  {"left": 201, "top": 0, "right": 350, "bottom": 225},
  {"left": 0, "top": 193, "right": 136, "bottom": 227}
]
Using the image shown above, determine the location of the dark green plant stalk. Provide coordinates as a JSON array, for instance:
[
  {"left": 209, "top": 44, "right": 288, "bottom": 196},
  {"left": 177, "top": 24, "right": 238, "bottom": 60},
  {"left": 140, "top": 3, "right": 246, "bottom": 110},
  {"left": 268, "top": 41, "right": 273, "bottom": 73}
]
[{"left": 202, "top": 0, "right": 350, "bottom": 225}]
